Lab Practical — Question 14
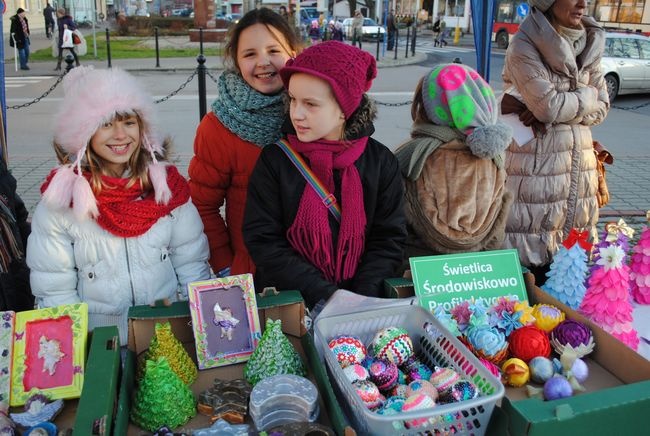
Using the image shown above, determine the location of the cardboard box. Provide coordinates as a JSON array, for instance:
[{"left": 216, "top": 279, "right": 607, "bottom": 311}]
[
  {"left": 382, "top": 274, "right": 650, "bottom": 435},
  {"left": 120, "top": 291, "right": 355, "bottom": 435}
]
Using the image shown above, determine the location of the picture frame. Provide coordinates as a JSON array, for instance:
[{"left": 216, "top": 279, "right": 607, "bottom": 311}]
[
  {"left": 188, "top": 273, "right": 261, "bottom": 369},
  {"left": 10, "top": 303, "right": 88, "bottom": 406},
  {"left": 0, "top": 311, "right": 15, "bottom": 405}
]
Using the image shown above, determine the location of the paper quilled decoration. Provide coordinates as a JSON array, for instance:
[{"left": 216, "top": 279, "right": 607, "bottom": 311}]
[{"left": 10, "top": 303, "right": 88, "bottom": 406}]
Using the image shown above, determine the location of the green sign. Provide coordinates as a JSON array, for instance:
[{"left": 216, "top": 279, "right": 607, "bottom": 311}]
[{"left": 409, "top": 249, "right": 528, "bottom": 313}]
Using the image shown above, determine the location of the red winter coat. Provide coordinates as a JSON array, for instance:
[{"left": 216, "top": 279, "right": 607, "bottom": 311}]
[{"left": 189, "top": 112, "right": 262, "bottom": 275}]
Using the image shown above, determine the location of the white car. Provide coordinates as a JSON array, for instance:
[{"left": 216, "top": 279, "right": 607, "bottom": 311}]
[
  {"left": 601, "top": 32, "right": 650, "bottom": 101},
  {"left": 341, "top": 17, "right": 386, "bottom": 41}
]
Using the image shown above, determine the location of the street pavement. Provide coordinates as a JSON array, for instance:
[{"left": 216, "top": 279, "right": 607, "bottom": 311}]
[{"left": 4, "top": 30, "right": 649, "bottom": 233}]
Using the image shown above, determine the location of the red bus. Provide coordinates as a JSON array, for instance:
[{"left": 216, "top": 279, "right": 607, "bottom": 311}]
[{"left": 492, "top": 0, "right": 650, "bottom": 50}]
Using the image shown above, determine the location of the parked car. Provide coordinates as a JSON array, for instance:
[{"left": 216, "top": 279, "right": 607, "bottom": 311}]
[
  {"left": 601, "top": 32, "right": 650, "bottom": 101},
  {"left": 341, "top": 17, "right": 386, "bottom": 41}
]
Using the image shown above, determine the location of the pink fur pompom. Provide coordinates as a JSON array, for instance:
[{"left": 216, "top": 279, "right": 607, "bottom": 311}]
[
  {"left": 42, "top": 166, "right": 76, "bottom": 210},
  {"left": 148, "top": 161, "right": 171, "bottom": 204},
  {"left": 72, "top": 175, "right": 98, "bottom": 220}
]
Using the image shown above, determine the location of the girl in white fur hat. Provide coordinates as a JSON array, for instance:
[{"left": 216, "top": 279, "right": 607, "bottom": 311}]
[{"left": 26, "top": 66, "right": 211, "bottom": 344}]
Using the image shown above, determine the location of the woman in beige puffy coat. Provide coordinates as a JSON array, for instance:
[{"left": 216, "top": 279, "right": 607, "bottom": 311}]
[{"left": 501, "top": 0, "right": 609, "bottom": 283}]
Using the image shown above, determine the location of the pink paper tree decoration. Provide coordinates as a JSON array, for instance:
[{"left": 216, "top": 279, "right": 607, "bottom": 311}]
[
  {"left": 630, "top": 212, "right": 650, "bottom": 304},
  {"left": 579, "top": 244, "right": 639, "bottom": 350},
  {"left": 542, "top": 229, "right": 592, "bottom": 309}
]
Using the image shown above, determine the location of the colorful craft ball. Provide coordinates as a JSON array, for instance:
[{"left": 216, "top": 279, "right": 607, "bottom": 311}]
[
  {"left": 378, "top": 395, "right": 406, "bottom": 415},
  {"left": 352, "top": 380, "right": 383, "bottom": 410},
  {"left": 569, "top": 358, "right": 589, "bottom": 384},
  {"left": 406, "top": 379, "right": 439, "bottom": 402},
  {"left": 401, "top": 394, "right": 436, "bottom": 428},
  {"left": 543, "top": 376, "right": 573, "bottom": 401},
  {"left": 397, "top": 368, "right": 408, "bottom": 385},
  {"left": 369, "top": 327, "right": 414, "bottom": 366},
  {"left": 368, "top": 359, "right": 399, "bottom": 392},
  {"left": 464, "top": 326, "right": 508, "bottom": 364},
  {"left": 390, "top": 383, "right": 409, "bottom": 398},
  {"left": 328, "top": 335, "right": 367, "bottom": 368},
  {"left": 508, "top": 325, "right": 551, "bottom": 362},
  {"left": 479, "top": 357, "right": 501, "bottom": 379},
  {"left": 440, "top": 380, "right": 480, "bottom": 403},
  {"left": 528, "top": 356, "right": 556, "bottom": 384},
  {"left": 501, "top": 358, "right": 530, "bottom": 387},
  {"left": 429, "top": 367, "right": 461, "bottom": 397},
  {"left": 550, "top": 320, "right": 595, "bottom": 357},
  {"left": 404, "top": 359, "right": 433, "bottom": 382},
  {"left": 531, "top": 304, "right": 565, "bottom": 333},
  {"left": 343, "top": 363, "right": 369, "bottom": 384}
]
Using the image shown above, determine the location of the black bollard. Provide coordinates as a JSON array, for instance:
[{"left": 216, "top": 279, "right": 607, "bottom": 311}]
[
  {"left": 64, "top": 54, "right": 75, "bottom": 72},
  {"left": 155, "top": 26, "right": 160, "bottom": 68},
  {"left": 411, "top": 24, "right": 417, "bottom": 56},
  {"left": 394, "top": 28, "right": 398, "bottom": 60},
  {"left": 405, "top": 26, "right": 410, "bottom": 59},
  {"left": 105, "top": 28, "right": 112, "bottom": 68},
  {"left": 376, "top": 29, "right": 380, "bottom": 61},
  {"left": 197, "top": 54, "right": 207, "bottom": 122}
]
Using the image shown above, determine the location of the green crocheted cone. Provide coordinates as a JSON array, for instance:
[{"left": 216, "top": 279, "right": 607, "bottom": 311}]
[
  {"left": 243, "top": 318, "right": 306, "bottom": 385},
  {"left": 143, "top": 321, "right": 197, "bottom": 385},
  {"left": 130, "top": 357, "right": 196, "bottom": 432}
]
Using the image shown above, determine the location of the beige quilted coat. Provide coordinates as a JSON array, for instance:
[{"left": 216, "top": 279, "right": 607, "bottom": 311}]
[{"left": 502, "top": 10, "right": 609, "bottom": 268}]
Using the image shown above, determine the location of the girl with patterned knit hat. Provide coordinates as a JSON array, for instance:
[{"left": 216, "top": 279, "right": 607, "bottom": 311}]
[
  {"left": 189, "top": 8, "right": 301, "bottom": 279},
  {"left": 26, "top": 66, "right": 210, "bottom": 344},
  {"left": 243, "top": 41, "right": 407, "bottom": 310},
  {"left": 394, "top": 64, "right": 513, "bottom": 265}
]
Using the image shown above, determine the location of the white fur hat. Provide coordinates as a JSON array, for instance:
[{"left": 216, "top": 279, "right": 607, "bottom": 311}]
[{"left": 44, "top": 66, "right": 170, "bottom": 220}]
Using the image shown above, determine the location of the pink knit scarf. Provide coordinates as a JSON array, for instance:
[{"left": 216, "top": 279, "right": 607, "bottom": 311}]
[{"left": 286, "top": 134, "right": 368, "bottom": 284}]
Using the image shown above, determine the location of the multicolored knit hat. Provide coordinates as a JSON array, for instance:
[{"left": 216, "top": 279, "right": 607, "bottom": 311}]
[
  {"left": 280, "top": 41, "right": 377, "bottom": 119},
  {"left": 529, "top": 0, "right": 556, "bottom": 12},
  {"left": 422, "top": 63, "right": 512, "bottom": 159},
  {"left": 44, "top": 66, "right": 170, "bottom": 220}
]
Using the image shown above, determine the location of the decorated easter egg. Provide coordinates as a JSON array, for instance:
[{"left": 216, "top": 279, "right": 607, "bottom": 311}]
[
  {"left": 429, "top": 367, "right": 460, "bottom": 397},
  {"left": 328, "top": 335, "right": 367, "bottom": 368},
  {"left": 528, "top": 356, "right": 555, "bottom": 384},
  {"left": 352, "top": 380, "right": 383, "bottom": 410},
  {"left": 368, "top": 359, "right": 399, "bottom": 392},
  {"left": 440, "top": 380, "right": 479, "bottom": 403},
  {"left": 501, "top": 358, "right": 530, "bottom": 387},
  {"left": 405, "top": 379, "right": 438, "bottom": 402},
  {"left": 369, "top": 327, "right": 413, "bottom": 366},
  {"left": 343, "top": 363, "right": 369, "bottom": 384},
  {"left": 401, "top": 394, "right": 436, "bottom": 428}
]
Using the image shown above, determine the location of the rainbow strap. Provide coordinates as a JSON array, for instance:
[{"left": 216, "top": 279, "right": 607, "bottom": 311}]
[{"left": 276, "top": 139, "right": 342, "bottom": 222}]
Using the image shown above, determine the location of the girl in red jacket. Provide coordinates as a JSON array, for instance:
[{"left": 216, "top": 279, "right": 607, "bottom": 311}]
[{"left": 188, "top": 9, "right": 301, "bottom": 277}]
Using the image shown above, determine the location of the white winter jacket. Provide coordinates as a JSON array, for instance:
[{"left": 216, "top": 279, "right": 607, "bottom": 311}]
[{"left": 27, "top": 198, "right": 211, "bottom": 344}]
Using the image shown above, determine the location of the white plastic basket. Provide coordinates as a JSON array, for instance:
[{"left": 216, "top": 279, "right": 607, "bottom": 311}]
[{"left": 314, "top": 303, "right": 505, "bottom": 435}]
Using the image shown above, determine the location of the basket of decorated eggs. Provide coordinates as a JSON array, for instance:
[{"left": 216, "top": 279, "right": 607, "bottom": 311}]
[{"left": 314, "top": 303, "right": 505, "bottom": 435}]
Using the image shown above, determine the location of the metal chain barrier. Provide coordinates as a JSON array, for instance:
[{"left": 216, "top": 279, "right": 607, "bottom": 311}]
[
  {"left": 206, "top": 69, "right": 220, "bottom": 84},
  {"left": 154, "top": 70, "right": 197, "bottom": 104},
  {"left": 8, "top": 70, "right": 69, "bottom": 110},
  {"left": 375, "top": 100, "right": 413, "bottom": 107}
]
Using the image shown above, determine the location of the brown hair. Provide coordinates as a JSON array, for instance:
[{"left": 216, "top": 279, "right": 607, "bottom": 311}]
[{"left": 224, "top": 7, "right": 301, "bottom": 71}]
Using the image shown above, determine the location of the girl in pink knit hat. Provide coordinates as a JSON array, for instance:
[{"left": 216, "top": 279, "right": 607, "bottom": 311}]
[
  {"left": 243, "top": 41, "right": 407, "bottom": 311},
  {"left": 26, "top": 66, "right": 210, "bottom": 344}
]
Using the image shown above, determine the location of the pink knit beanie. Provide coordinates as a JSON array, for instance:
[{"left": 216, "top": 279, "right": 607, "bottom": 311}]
[
  {"left": 280, "top": 41, "right": 377, "bottom": 119},
  {"left": 44, "top": 66, "right": 170, "bottom": 220}
]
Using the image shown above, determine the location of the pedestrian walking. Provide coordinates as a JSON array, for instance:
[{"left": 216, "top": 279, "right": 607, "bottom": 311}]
[
  {"left": 9, "top": 8, "right": 30, "bottom": 71},
  {"left": 351, "top": 10, "right": 364, "bottom": 48},
  {"left": 387, "top": 9, "right": 397, "bottom": 50},
  {"left": 55, "top": 7, "right": 80, "bottom": 70},
  {"left": 433, "top": 14, "right": 447, "bottom": 47},
  {"left": 43, "top": 2, "right": 55, "bottom": 39}
]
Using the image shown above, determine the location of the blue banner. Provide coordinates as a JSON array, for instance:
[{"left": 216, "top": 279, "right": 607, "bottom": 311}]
[{"left": 470, "top": 0, "right": 496, "bottom": 83}]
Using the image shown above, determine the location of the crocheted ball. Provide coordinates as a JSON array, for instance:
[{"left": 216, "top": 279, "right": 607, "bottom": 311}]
[
  {"left": 352, "top": 380, "right": 383, "bottom": 410},
  {"left": 328, "top": 335, "right": 367, "bottom": 368},
  {"left": 440, "top": 380, "right": 480, "bottom": 403},
  {"left": 369, "top": 327, "right": 414, "bottom": 366},
  {"left": 402, "top": 357, "right": 433, "bottom": 382},
  {"left": 401, "top": 394, "right": 436, "bottom": 428},
  {"left": 406, "top": 379, "right": 438, "bottom": 402},
  {"left": 529, "top": 356, "right": 556, "bottom": 384},
  {"left": 397, "top": 368, "right": 408, "bottom": 385},
  {"left": 378, "top": 395, "right": 406, "bottom": 415},
  {"left": 479, "top": 357, "right": 501, "bottom": 379},
  {"left": 343, "top": 363, "right": 369, "bottom": 384},
  {"left": 429, "top": 367, "right": 461, "bottom": 397},
  {"left": 368, "top": 359, "right": 399, "bottom": 392},
  {"left": 532, "top": 304, "right": 566, "bottom": 333},
  {"left": 543, "top": 376, "right": 573, "bottom": 401},
  {"left": 509, "top": 325, "right": 551, "bottom": 362},
  {"left": 389, "top": 383, "right": 409, "bottom": 398},
  {"left": 550, "top": 319, "right": 595, "bottom": 358},
  {"left": 464, "top": 326, "right": 509, "bottom": 364},
  {"left": 501, "top": 358, "right": 530, "bottom": 387}
]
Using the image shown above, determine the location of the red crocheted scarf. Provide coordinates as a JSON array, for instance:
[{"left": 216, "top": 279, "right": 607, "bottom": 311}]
[{"left": 41, "top": 166, "right": 190, "bottom": 237}]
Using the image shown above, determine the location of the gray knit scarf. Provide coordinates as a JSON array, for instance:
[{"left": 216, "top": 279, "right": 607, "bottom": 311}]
[{"left": 212, "top": 70, "right": 286, "bottom": 147}]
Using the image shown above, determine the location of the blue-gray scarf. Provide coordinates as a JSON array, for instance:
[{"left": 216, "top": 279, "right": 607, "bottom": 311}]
[{"left": 211, "top": 70, "right": 286, "bottom": 147}]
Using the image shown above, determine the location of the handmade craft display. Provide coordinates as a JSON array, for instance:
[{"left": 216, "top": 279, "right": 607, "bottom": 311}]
[
  {"left": 243, "top": 318, "right": 306, "bottom": 386},
  {"left": 141, "top": 321, "right": 197, "bottom": 385},
  {"left": 542, "top": 229, "right": 591, "bottom": 309},
  {"left": 501, "top": 358, "right": 530, "bottom": 387},
  {"left": 10, "top": 304, "right": 87, "bottom": 406},
  {"left": 550, "top": 319, "right": 595, "bottom": 358},
  {"left": 130, "top": 357, "right": 196, "bottom": 431},
  {"left": 0, "top": 311, "right": 15, "bottom": 407},
  {"left": 187, "top": 274, "right": 261, "bottom": 369},
  {"left": 9, "top": 393, "right": 63, "bottom": 428},
  {"left": 327, "top": 335, "right": 367, "bottom": 367},
  {"left": 630, "top": 212, "right": 650, "bottom": 305}
]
